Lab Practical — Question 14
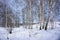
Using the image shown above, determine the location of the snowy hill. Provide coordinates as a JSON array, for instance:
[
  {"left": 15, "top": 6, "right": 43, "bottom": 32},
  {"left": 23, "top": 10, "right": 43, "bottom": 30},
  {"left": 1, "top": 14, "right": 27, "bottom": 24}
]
[{"left": 0, "top": 25, "right": 60, "bottom": 40}]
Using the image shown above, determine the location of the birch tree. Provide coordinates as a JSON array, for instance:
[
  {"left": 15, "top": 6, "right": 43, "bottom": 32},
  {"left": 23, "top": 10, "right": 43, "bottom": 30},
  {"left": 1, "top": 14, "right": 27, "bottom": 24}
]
[
  {"left": 39, "top": 0, "right": 45, "bottom": 30},
  {"left": 52, "top": 0, "right": 58, "bottom": 29},
  {"left": 22, "top": 0, "right": 33, "bottom": 29},
  {"left": 45, "top": 0, "right": 52, "bottom": 30}
]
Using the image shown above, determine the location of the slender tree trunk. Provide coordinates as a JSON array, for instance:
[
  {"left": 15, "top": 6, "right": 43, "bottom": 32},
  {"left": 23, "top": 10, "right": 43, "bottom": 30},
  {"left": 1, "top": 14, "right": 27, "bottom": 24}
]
[
  {"left": 39, "top": 0, "right": 44, "bottom": 30},
  {"left": 53, "top": 0, "right": 58, "bottom": 29},
  {"left": 5, "top": 0, "right": 7, "bottom": 27},
  {"left": 45, "top": 0, "right": 52, "bottom": 30},
  {"left": 28, "top": 0, "right": 32, "bottom": 29}
]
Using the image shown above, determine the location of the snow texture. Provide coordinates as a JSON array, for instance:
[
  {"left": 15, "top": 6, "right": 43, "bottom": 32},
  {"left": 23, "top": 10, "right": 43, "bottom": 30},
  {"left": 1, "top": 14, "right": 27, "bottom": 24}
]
[{"left": 0, "top": 24, "right": 60, "bottom": 40}]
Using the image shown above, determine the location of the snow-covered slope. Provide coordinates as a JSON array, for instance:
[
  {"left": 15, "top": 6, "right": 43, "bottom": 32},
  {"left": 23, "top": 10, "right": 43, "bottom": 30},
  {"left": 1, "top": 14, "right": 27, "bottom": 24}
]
[
  {"left": 0, "top": 26, "right": 60, "bottom": 40},
  {"left": 0, "top": 27, "right": 8, "bottom": 40}
]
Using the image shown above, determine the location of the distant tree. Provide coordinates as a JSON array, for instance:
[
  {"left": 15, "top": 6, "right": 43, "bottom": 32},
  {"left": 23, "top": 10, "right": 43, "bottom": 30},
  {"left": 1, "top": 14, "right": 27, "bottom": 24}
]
[
  {"left": 0, "top": 0, "right": 21, "bottom": 34},
  {"left": 52, "top": 0, "right": 58, "bottom": 29},
  {"left": 22, "top": 0, "right": 33, "bottom": 29}
]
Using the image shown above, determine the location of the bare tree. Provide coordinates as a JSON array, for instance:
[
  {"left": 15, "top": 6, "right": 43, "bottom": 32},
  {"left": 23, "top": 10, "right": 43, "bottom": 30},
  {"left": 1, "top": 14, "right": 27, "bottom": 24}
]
[
  {"left": 0, "top": 0, "right": 21, "bottom": 34},
  {"left": 45, "top": 0, "right": 53, "bottom": 30},
  {"left": 39, "top": 0, "right": 45, "bottom": 30},
  {"left": 22, "top": 0, "right": 33, "bottom": 29},
  {"left": 52, "top": 0, "right": 58, "bottom": 29}
]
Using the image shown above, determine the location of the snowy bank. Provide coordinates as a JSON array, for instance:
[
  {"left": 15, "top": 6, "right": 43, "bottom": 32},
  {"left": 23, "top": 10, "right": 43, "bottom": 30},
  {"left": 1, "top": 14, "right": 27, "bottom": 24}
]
[{"left": 0, "top": 26, "right": 60, "bottom": 40}]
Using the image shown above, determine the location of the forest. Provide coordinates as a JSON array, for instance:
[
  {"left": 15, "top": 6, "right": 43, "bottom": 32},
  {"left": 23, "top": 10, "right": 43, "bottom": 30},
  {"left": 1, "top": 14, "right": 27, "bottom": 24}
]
[{"left": 0, "top": 0, "right": 60, "bottom": 40}]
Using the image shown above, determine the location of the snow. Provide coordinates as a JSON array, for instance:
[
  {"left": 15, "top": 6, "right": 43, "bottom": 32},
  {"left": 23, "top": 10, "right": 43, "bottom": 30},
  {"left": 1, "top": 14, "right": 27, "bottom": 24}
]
[{"left": 0, "top": 24, "right": 60, "bottom": 40}]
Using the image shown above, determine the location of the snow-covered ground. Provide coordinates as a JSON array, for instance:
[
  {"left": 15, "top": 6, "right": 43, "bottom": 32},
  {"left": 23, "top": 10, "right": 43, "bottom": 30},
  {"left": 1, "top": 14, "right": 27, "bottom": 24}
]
[{"left": 0, "top": 23, "right": 60, "bottom": 40}]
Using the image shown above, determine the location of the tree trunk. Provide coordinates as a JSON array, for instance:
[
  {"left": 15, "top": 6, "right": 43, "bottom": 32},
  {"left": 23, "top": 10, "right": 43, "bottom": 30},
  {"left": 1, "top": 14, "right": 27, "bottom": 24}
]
[
  {"left": 39, "top": 0, "right": 44, "bottom": 30},
  {"left": 45, "top": 0, "right": 52, "bottom": 30}
]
